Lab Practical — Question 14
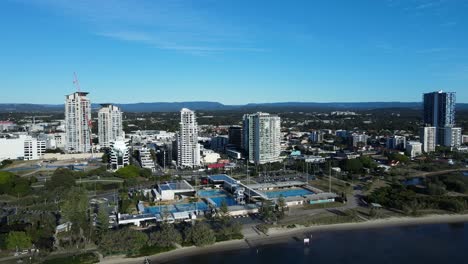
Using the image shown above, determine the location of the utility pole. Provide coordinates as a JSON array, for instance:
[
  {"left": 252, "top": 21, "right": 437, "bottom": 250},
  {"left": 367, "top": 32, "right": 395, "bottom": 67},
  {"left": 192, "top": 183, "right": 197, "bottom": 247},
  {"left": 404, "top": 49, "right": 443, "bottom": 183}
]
[{"left": 328, "top": 161, "right": 332, "bottom": 193}]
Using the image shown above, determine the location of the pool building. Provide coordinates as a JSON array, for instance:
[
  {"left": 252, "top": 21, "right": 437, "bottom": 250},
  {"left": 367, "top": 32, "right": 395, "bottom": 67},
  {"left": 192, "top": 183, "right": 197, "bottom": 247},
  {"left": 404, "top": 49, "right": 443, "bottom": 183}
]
[{"left": 117, "top": 174, "right": 338, "bottom": 226}]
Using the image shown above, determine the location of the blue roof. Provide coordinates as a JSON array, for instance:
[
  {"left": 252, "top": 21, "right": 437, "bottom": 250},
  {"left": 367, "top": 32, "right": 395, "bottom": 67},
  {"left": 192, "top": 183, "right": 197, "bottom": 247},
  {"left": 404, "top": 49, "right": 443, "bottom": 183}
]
[
  {"left": 208, "top": 174, "right": 237, "bottom": 184},
  {"left": 160, "top": 184, "right": 171, "bottom": 190}
]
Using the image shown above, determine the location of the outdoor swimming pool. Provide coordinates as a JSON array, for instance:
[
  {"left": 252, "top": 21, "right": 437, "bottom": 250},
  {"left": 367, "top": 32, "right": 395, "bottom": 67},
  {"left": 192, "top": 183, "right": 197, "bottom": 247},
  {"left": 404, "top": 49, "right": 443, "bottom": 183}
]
[
  {"left": 265, "top": 188, "right": 314, "bottom": 198},
  {"left": 197, "top": 189, "right": 227, "bottom": 197},
  {"left": 209, "top": 196, "right": 237, "bottom": 207},
  {"left": 144, "top": 202, "right": 208, "bottom": 214}
]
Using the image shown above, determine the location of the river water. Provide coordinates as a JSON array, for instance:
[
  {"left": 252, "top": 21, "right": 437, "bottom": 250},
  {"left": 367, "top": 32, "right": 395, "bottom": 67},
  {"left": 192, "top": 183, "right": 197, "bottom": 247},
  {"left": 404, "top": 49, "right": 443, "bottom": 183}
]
[{"left": 166, "top": 222, "right": 468, "bottom": 264}]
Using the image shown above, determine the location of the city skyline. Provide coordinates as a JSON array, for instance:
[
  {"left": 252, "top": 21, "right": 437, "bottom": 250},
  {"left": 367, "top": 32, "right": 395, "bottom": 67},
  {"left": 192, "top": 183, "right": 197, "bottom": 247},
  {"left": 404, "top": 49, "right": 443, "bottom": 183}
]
[{"left": 1, "top": 0, "right": 468, "bottom": 104}]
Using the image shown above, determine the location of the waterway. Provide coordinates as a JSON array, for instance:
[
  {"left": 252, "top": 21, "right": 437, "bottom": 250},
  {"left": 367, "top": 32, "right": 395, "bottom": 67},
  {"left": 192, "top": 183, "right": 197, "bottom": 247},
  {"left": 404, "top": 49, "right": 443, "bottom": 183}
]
[{"left": 166, "top": 222, "right": 468, "bottom": 264}]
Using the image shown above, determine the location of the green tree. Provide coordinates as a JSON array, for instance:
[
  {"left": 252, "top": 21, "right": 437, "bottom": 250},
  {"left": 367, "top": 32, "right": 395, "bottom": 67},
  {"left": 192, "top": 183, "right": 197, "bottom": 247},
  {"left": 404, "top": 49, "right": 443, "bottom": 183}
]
[
  {"left": 61, "top": 187, "right": 90, "bottom": 245},
  {"left": 140, "top": 168, "right": 152, "bottom": 178},
  {"left": 259, "top": 199, "right": 276, "bottom": 222},
  {"left": 184, "top": 222, "right": 216, "bottom": 247},
  {"left": 219, "top": 200, "right": 229, "bottom": 220},
  {"left": 101, "top": 152, "right": 109, "bottom": 163},
  {"left": 343, "top": 159, "right": 363, "bottom": 174},
  {"left": 218, "top": 220, "right": 242, "bottom": 240},
  {"left": 149, "top": 224, "right": 182, "bottom": 247},
  {"left": 115, "top": 165, "right": 140, "bottom": 179},
  {"left": 359, "top": 156, "right": 377, "bottom": 169},
  {"left": 276, "top": 195, "right": 286, "bottom": 219},
  {"left": 46, "top": 168, "right": 76, "bottom": 192},
  {"left": 0, "top": 171, "right": 15, "bottom": 194},
  {"left": 94, "top": 206, "right": 110, "bottom": 243},
  {"left": 5, "top": 231, "right": 32, "bottom": 250},
  {"left": 99, "top": 228, "right": 148, "bottom": 256},
  {"left": 388, "top": 152, "right": 410, "bottom": 163}
]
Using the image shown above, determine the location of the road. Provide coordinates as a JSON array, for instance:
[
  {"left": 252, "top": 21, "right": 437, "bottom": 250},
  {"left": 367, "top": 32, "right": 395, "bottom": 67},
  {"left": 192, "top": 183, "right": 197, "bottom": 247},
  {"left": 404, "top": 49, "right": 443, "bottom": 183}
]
[{"left": 409, "top": 168, "right": 468, "bottom": 178}]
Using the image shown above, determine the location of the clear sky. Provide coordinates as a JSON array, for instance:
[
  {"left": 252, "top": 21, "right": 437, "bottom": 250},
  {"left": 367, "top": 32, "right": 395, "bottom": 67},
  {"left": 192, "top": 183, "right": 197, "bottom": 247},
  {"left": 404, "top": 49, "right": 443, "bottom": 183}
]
[{"left": 1, "top": 0, "right": 467, "bottom": 104}]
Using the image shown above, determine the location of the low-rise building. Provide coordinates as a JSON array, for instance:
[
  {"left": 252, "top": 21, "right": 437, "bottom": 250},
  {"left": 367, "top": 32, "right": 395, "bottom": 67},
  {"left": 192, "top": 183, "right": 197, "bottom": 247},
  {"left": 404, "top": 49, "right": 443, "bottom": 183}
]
[
  {"left": 139, "top": 147, "right": 155, "bottom": 171},
  {"left": 211, "top": 135, "right": 229, "bottom": 152},
  {"left": 406, "top": 141, "right": 422, "bottom": 158},
  {"left": 201, "top": 148, "right": 221, "bottom": 164},
  {"left": 0, "top": 135, "right": 46, "bottom": 161}
]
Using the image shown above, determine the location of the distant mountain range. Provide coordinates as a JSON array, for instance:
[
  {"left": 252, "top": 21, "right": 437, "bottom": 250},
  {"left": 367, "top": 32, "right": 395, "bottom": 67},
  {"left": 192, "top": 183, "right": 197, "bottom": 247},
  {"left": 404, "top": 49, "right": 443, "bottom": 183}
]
[{"left": 1, "top": 102, "right": 468, "bottom": 113}]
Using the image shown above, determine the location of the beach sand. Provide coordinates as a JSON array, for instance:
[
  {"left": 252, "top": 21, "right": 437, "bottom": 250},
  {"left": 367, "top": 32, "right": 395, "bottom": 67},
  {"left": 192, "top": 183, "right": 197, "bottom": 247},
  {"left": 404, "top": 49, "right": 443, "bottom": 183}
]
[{"left": 99, "top": 213, "right": 468, "bottom": 264}]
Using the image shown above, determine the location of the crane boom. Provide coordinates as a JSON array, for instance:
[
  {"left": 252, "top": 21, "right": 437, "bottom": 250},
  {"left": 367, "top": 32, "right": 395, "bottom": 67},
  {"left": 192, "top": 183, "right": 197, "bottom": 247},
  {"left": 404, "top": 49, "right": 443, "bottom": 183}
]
[{"left": 73, "top": 72, "right": 81, "bottom": 92}]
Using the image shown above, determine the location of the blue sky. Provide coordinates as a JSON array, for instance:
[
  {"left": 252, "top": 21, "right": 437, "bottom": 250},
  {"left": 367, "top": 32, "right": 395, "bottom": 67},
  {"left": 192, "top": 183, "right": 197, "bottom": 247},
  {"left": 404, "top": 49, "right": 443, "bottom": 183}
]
[{"left": 1, "top": 0, "right": 467, "bottom": 104}]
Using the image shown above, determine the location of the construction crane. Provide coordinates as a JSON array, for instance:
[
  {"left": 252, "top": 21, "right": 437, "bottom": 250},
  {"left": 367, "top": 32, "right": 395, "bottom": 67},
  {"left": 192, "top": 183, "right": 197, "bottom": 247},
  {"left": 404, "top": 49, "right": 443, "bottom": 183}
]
[{"left": 73, "top": 72, "right": 81, "bottom": 92}]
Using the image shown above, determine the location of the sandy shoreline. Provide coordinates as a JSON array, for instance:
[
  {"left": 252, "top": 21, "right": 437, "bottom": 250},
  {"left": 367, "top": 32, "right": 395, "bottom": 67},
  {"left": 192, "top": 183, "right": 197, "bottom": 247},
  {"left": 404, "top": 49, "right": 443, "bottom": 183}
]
[{"left": 99, "top": 213, "right": 468, "bottom": 264}]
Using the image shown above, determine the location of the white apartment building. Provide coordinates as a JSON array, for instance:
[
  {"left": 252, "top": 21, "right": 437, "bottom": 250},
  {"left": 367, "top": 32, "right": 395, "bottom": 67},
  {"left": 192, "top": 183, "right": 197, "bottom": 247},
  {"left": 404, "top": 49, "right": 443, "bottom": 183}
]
[
  {"left": 139, "top": 147, "right": 155, "bottom": 171},
  {"left": 0, "top": 135, "right": 45, "bottom": 161},
  {"left": 243, "top": 112, "right": 281, "bottom": 164},
  {"left": 109, "top": 139, "right": 129, "bottom": 171},
  {"left": 386, "top": 135, "right": 406, "bottom": 150},
  {"left": 177, "top": 108, "right": 200, "bottom": 168},
  {"left": 439, "top": 127, "right": 462, "bottom": 148},
  {"left": 406, "top": 141, "right": 422, "bottom": 158},
  {"left": 98, "top": 104, "right": 123, "bottom": 148},
  {"left": 350, "top": 133, "right": 369, "bottom": 147},
  {"left": 24, "top": 137, "right": 46, "bottom": 160},
  {"left": 65, "top": 92, "right": 92, "bottom": 153},
  {"left": 420, "top": 126, "right": 436, "bottom": 153}
]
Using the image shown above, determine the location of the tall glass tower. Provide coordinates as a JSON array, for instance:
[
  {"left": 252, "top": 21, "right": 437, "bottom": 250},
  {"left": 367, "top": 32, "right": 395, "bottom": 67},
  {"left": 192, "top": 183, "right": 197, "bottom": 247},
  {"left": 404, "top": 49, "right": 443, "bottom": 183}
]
[{"left": 423, "top": 91, "right": 456, "bottom": 128}]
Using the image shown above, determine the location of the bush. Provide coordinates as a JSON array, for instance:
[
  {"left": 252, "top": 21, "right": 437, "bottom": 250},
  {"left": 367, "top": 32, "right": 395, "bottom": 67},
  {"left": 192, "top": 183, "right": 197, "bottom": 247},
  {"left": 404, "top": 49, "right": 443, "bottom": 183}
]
[
  {"left": 149, "top": 224, "right": 182, "bottom": 247},
  {"left": 99, "top": 228, "right": 148, "bottom": 256},
  {"left": 43, "top": 252, "right": 99, "bottom": 264},
  {"left": 184, "top": 222, "right": 216, "bottom": 247},
  {"left": 5, "top": 231, "right": 32, "bottom": 250}
]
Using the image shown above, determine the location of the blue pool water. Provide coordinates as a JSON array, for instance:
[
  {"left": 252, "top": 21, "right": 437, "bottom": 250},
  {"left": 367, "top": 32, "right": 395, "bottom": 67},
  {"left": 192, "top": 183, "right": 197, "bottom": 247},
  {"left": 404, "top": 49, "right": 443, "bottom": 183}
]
[
  {"left": 145, "top": 202, "right": 208, "bottom": 214},
  {"left": 209, "top": 196, "right": 237, "bottom": 207},
  {"left": 198, "top": 189, "right": 227, "bottom": 197},
  {"left": 403, "top": 177, "right": 424, "bottom": 186},
  {"left": 265, "top": 188, "right": 314, "bottom": 198}
]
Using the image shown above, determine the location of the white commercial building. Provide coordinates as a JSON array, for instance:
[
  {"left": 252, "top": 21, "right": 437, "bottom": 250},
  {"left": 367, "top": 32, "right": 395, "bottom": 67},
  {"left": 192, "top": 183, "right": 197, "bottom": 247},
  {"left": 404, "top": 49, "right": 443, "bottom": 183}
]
[
  {"left": 39, "top": 133, "right": 66, "bottom": 150},
  {"left": 109, "top": 139, "right": 129, "bottom": 171},
  {"left": 420, "top": 126, "right": 436, "bottom": 153},
  {"left": 65, "top": 92, "right": 92, "bottom": 153},
  {"left": 201, "top": 148, "right": 221, "bottom": 164},
  {"left": 406, "top": 141, "right": 423, "bottom": 158},
  {"left": 98, "top": 104, "right": 124, "bottom": 148},
  {"left": 177, "top": 108, "right": 200, "bottom": 168},
  {"left": 0, "top": 121, "right": 16, "bottom": 131},
  {"left": 0, "top": 135, "right": 45, "bottom": 161},
  {"left": 243, "top": 112, "right": 281, "bottom": 164}
]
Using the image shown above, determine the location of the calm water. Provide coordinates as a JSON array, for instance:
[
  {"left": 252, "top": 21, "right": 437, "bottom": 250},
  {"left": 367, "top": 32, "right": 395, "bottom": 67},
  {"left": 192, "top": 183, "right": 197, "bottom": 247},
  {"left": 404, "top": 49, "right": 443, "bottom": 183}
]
[
  {"left": 403, "top": 177, "right": 424, "bottom": 186},
  {"left": 166, "top": 222, "right": 468, "bottom": 264}
]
